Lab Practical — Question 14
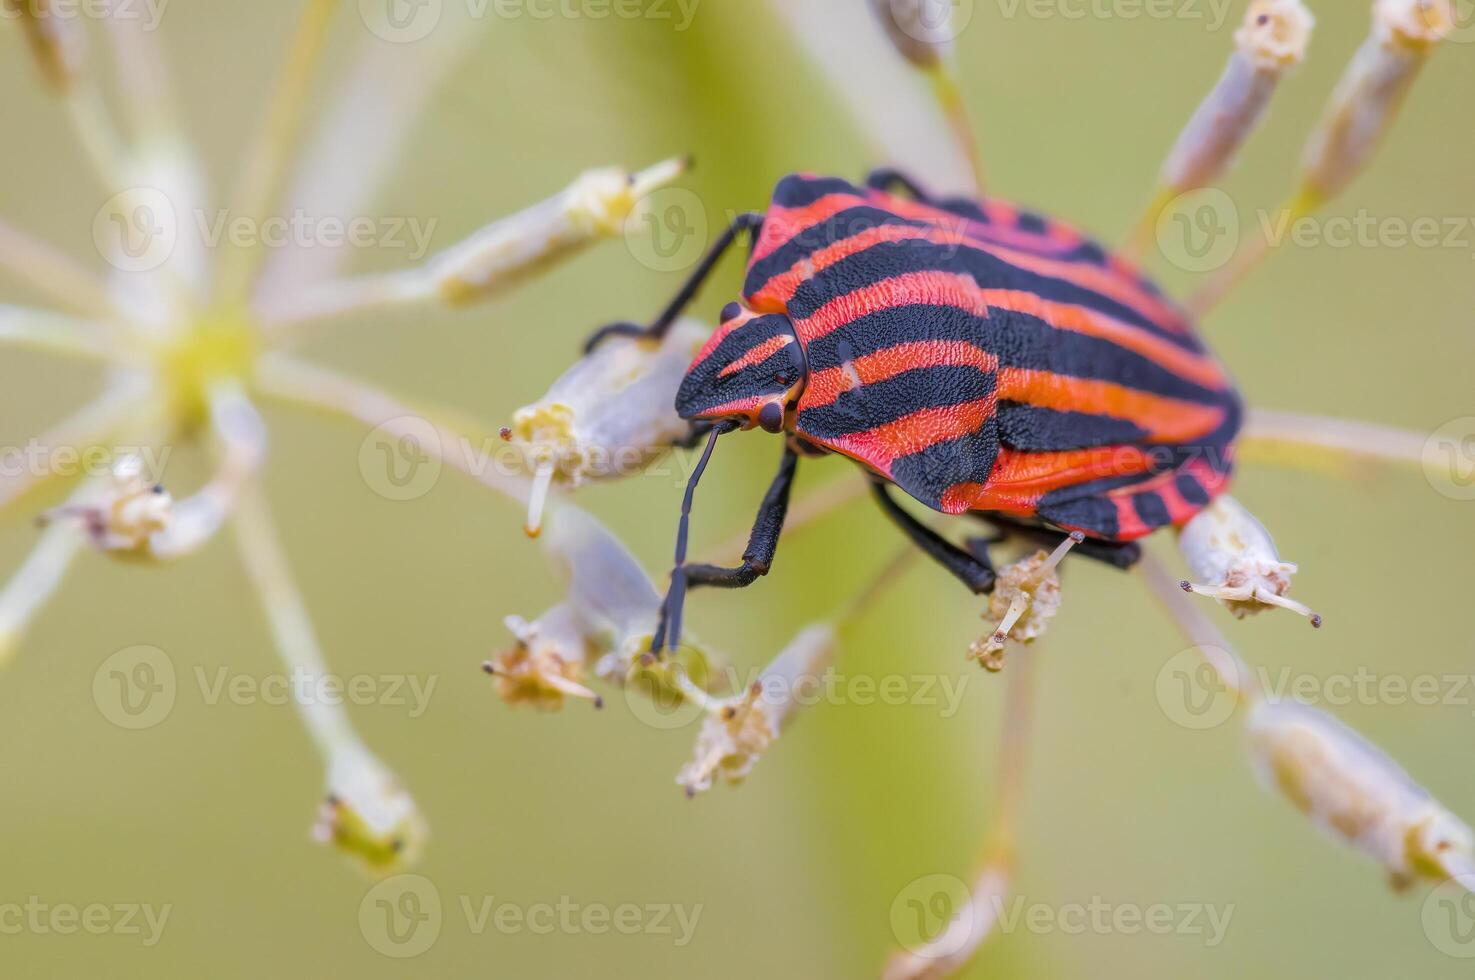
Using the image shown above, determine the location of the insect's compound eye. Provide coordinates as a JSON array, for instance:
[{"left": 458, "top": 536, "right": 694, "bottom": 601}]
[
  {"left": 757, "top": 401, "right": 785, "bottom": 433},
  {"left": 772, "top": 371, "right": 793, "bottom": 387}
]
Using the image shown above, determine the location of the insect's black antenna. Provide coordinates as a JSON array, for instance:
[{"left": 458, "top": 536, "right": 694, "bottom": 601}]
[{"left": 651, "top": 421, "right": 736, "bottom": 655}]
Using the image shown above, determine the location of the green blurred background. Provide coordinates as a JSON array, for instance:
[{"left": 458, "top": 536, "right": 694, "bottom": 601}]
[{"left": 3, "top": 0, "right": 1475, "bottom": 976}]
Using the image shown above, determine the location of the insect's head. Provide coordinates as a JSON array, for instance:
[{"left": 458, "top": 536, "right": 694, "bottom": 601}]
[{"left": 675, "top": 302, "right": 807, "bottom": 434}]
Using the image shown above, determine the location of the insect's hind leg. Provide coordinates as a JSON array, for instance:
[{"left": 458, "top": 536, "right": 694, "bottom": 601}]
[
  {"left": 873, "top": 481, "right": 996, "bottom": 594},
  {"left": 973, "top": 515, "right": 1142, "bottom": 571},
  {"left": 584, "top": 211, "right": 765, "bottom": 354},
  {"left": 865, "top": 168, "right": 938, "bottom": 203}
]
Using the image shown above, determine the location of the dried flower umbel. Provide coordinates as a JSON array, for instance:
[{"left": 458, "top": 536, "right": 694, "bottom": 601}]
[
  {"left": 4, "top": 3, "right": 1471, "bottom": 976},
  {"left": 0, "top": 4, "right": 682, "bottom": 871},
  {"left": 452, "top": 5, "right": 1469, "bottom": 978}
]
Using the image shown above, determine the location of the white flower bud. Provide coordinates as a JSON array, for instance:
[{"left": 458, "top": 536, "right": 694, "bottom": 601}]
[
  {"left": 484, "top": 605, "right": 602, "bottom": 711},
  {"left": 1246, "top": 699, "right": 1472, "bottom": 888},
  {"left": 427, "top": 158, "right": 687, "bottom": 306},
  {"left": 1160, "top": 0, "right": 1314, "bottom": 192},
  {"left": 1178, "top": 495, "right": 1320, "bottom": 625},
  {"left": 1236, "top": 0, "right": 1316, "bottom": 70},
  {"left": 678, "top": 624, "right": 837, "bottom": 796},
  {"left": 1301, "top": 0, "right": 1452, "bottom": 204},
  {"left": 1374, "top": 0, "right": 1456, "bottom": 48},
  {"left": 39, "top": 455, "right": 172, "bottom": 555},
  {"left": 504, "top": 320, "right": 706, "bottom": 536},
  {"left": 314, "top": 746, "right": 427, "bottom": 874}
]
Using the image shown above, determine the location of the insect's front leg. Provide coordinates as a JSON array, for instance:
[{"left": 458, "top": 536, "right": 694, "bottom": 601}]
[
  {"left": 872, "top": 481, "right": 997, "bottom": 594},
  {"left": 583, "top": 211, "right": 765, "bottom": 354},
  {"left": 680, "top": 446, "right": 797, "bottom": 589},
  {"left": 650, "top": 446, "right": 797, "bottom": 652}
]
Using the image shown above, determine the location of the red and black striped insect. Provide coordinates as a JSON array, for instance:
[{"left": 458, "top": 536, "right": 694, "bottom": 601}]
[{"left": 589, "top": 170, "right": 1241, "bottom": 653}]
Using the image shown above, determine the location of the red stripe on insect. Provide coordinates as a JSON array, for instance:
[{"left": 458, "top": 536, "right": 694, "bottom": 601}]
[
  {"left": 687, "top": 394, "right": 767, "bottom": 420},
  {"left": 1154, "top": 476, "right": 1195, "bottom": 527},
  {"left": 749, "top": 193, "right": 870, "bottom": 263},
  {"left": 758, "top": 227, "right": 1190, "bottom": 350},
  {"left": 996, "top": 368, "right": 1226, "bottom": 444},
  {"left": 789, "top": 269, "right": 988, "bottom": 343},
  {"left": 869, "top": 193, "right": 1087, "bottom": 257},
  {"left": 823, "top": 398, "right": 998, "bottom": 477},
  {"left": 967, "top": 240, "right": 1192, "bottom": 337},
  {"left": 717, "top": 334, "right": 796, "bottom": 378},
  {"left": 942, "top": 445, "right": 1158, "bottom": 515},
  {"left": 689, "top": 311, "right": 758, "bottom": 369},
  {"left": 1112, "top": 494, "right": 1152, "bottom": 539},
  {"left": 975, "top": 288, "right": 1227, "bottom": 391},
  {"left": 749, "top": 224, "right": 976, "bottom": 309},
  {"left": 802, "top": 340, "right": 998, "bottom": 411},
  {"left": 1183, "top": 454, "right": 1233, "bottom": 497}
]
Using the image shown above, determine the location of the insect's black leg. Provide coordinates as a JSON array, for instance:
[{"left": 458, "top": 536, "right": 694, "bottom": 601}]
[
  {"left": 581, "top": 321, "right": 645, "bottom": 352},
  {"left": 584, "top": 211, "right": 765, "bottom": 354},
  {"left": 974, "top": 515, "right": 1142, "bottom": 570},
  {"left": 681, "top": 446, "right": 798, "bottom": 590},
  {"left": 650, "top": 446, "right": 798, "bottom": 653},
  {"left": 865, "top": 168, "right": 935, "bottom": 203},
  {"left": 872, "top": 481, "right": 996, "bottom": 594}
]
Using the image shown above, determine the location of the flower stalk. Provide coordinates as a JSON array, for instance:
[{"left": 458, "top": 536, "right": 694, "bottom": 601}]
[
  {"left": 1128, "top": 0, "right": 1314, "bottom": 257},
  {"left": 257, "top": 158, "right": 690, "bottom": 334},
  {"left": 233, "top": 480, "right": 425, "bottom": 872},
  {"left": 1190, "top": 0, "right": 1453, "bottom": 313}
]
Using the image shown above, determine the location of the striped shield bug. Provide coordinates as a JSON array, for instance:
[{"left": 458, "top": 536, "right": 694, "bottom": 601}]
[{"left": 589, "top": 170, "right": 1242, "bottom": 653}]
